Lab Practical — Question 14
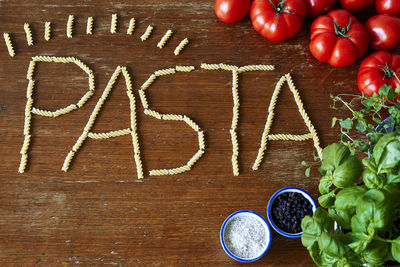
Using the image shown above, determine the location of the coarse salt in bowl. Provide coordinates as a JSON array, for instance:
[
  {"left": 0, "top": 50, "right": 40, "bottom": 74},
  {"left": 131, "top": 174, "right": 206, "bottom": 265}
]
[
  {"left": 267, "top": 187, "right": 317, "bottom": 238},
  {"left": 220, "top": 210, "right": 271, "bottom": 262}
]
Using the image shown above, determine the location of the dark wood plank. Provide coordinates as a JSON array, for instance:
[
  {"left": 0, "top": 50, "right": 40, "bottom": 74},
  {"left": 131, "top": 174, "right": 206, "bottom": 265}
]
[{"left": 0, "top": 1, "right": 394, "bottom": 266}]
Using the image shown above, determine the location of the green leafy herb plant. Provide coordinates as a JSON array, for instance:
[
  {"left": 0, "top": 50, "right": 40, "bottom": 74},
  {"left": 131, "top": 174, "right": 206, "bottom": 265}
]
[{"left": 301, "top": 85, "right": 400, "bottom": 266}]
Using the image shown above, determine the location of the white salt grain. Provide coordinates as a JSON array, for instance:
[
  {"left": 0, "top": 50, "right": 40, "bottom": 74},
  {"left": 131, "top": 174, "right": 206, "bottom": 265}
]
[{"left": 224, "top": 216, "right": 267, "bottom": 259}]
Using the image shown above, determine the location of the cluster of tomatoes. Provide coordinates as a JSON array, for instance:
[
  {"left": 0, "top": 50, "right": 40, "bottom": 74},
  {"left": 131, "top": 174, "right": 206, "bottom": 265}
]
[{"left": 214, "top": 0, "right": 400, "bottom": 98}]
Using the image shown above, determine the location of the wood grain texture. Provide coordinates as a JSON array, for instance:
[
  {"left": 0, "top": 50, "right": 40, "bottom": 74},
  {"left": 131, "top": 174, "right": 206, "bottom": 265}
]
[{"left": 0, "top": 0, "right": 396, "bottom": 266}]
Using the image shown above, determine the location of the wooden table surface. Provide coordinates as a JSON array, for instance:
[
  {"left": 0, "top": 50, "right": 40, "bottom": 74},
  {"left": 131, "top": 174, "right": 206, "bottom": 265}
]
[{"left": 0, "top": 0, "right": 395, "bottom": 266}]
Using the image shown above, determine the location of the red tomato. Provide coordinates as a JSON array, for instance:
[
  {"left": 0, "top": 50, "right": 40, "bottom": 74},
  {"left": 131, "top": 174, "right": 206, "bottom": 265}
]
[
  {"left": 376, "top": 0, "right": 400, "bottom": 16},
  {"left": 250, "top": 0, "right": 307, "bottom": 41},
  {"left": 358, "top": 51, "right": 400, "bottom": 99},
  {"left": 366, "top": 14, "right": 400, "bottom": 51},
  {"left": 304, "top": 0, "right": 336, "bottom": 17},
  {"left": 214, "top": 0, "right": 251, "bottom": 23},
  {"left": 340, "top": 0, "right": 374, "bottom": 13},
  {"left": 310, "top": 9, "right": 369, "bottom": 67}
]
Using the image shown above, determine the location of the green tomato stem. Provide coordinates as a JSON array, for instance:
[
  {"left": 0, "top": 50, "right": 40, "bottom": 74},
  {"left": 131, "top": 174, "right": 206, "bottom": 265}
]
[{"left": 333, "top": 19, "right": 353, "bottom": 39}]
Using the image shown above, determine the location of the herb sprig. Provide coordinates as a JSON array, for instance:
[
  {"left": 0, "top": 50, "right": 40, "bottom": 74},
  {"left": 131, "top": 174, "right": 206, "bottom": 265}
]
[{"left": 331, "top": 84, "right": 400, "bottom": 155}]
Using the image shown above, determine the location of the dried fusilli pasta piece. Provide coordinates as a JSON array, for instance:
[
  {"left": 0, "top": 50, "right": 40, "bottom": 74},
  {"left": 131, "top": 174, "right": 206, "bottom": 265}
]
[
  {"left": 44, "top": 22, "right": 51, "bottom": 41},
  {"left": 168, "top": 165, "right": 191, "bottom": 175},
  {"left": 149, "top": 169, "right": 170, "bottom": 176},
  {"left": 232, "top": 153, "right": 239, "bottom": 176},
  {"left": 27, "top": 60, "right": 36, "bottom": 80},
  {"left": 231, "top": 107, "right": 239, "bottom": 130},
  {"left": 154, "top": 68, "right": 176, "bottom": 76},
  {"left": 139, "top": 89, "right": 149, "bottom": 109},
  {"left": 61, "top": 151, "right": 75, "bottom": 172},
  {"left": 219, "top": 63, "right": 238, "bottom": 71},
  {"left": 200, "top": 63, "right": 220, "bottom": 70},
  {"left": 110, "top": 14, "right": 118, "bottom": 34},
  {"left": 31, "top": 107, "right": 53, "bottom": 117},
  {"left": 127, "top": 18, "right": 135, "bottom": 35},
  {"left": 3, "top": 33, "right": 15, "bottom": 57},
  {"left": 230, "top": 129, "right": 239, "bottom": 176},
  {"left": 24, "top": 98, "right": 33, "bottom": 117},
  {"left": 134, "top": 153, "right": 144, "bottom": 179},
  {"left": 162, "top": 114, "right": 183, "bottom": 121},
  {"left": 67, "top": 15, "right": 74, "bottom": 38},
  {"left": 175, "top": 66, "right": 195, "bottom": 72},
  {"left": 198, "top": 131, "right": 205, "bottom": 150},
  {"left": 183, "top": 115, "right": 200, "bottom": 132},
  {"left": 23, "top": 115, "right": 31, "bottom": 136},
  {"left": 73, "top": 58, "right": 92, "bottom": 75},
  {"left": 88, "top": 128, "right": 131, "bottom": 139},
  {"left": 53, "top": 104, "right": 77, "bottom": 117},
  {"left": 268, "top": 133, "right": 313, "bottom": 141},
  {"left": 18, "top": 153, "right": 28, "bottom": 173},
  {"left": 24, "top": 23, "right": 34, "bottom": 46},
  {"left": 186, "top": 149, "right": 204, "bottom": 168},
  {"left": 89, "top": 73, "right": 95, "bottom": 91},
  {"left": 144, "top": 109, "right": 162, "bottom": 120},
  {"left": 86, "top": 17, "right": 93, "bottom": 34},
  {"left": 77, "top": 91, "right": 94, "bottom": 108},
  {"left": 20, "top": 134, "right": 31, "bottom": 155},
  {"left": 174, "top": 38, "right": 189, "bottom": 56},
  {"left": 26, "top": 80, "right": 35, "bottom": 98},
  {"left": 140, "top": 25, "right": 153, "bottom": 41},
  {"left": 157, "top": 29, "right": 173, "bottom": 48},
  {"left": 141, "top": 74, "right": 157, "bottom": 90},
  {"left": 238, "top": 65, "right": 275, "bottom": 73},
  {"left": 72, "top": 131, "right": 88, "bottom": 152}
]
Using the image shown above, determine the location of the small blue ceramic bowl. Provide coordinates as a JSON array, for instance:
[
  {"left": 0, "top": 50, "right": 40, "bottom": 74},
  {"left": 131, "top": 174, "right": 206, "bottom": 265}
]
[
  {"left": 220, "top": 210, "right": 271, "bottom": 262},
  {"left": 267, "top": 187, "right": 317, "bottom": 238}
]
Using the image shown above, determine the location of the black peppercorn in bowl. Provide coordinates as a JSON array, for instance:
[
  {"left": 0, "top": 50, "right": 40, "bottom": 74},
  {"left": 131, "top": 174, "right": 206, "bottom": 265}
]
[{"left": 267, "top": 187, "right": 317, "bottom": 238}]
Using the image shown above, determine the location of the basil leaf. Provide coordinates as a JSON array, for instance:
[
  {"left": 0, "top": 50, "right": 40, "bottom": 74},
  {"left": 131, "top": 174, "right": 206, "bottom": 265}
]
[
  {"left": 351, "top": 214, "right": 370, "bottom": 238},
  {"left": 335, "top": 186, "right": 367, "bottom": 210},
  {"left": 377, "top": 140, "right": 400, "bottom": 173},
  {"left": 301, "top": 216, "right": 321, "bottom": 248},
  {"left": 328, "top": 208, "right": 354, "bottom": 230},
  {"left": 319, "top": 175, "right": 333, "bottom": 194},
  {"left": 332, "top": 157, "right": 363, "bottom": 188},
  {"left": 301, "top": 208, "right": 334, "bottom": 236},
  {"left": 308, "top": 242, "right": 323, "bottom": 266},
  {"left": 363, "top": 168, "right": 386, "bottom": 189},
  {"left": 356, "top": 189, "right": 393, "bottom": 230},
  {"left": 346, "top": 232, "right": 370, "bottom": 254},
  {"left": 362, "top": 157, "right": 378, "bottom": 173},
  {"left": 392, "top": 236, "right": 400, "bottom": 263},
  {"left": 387, "top": 171, "right": 400, "bottom": 184},
  {"left": 362, "top": 240, "right": 390, "bottom": 266},
  {"left": 320, "top": 253, "right": 339, "bottom": 266},
  {"left": 372, "top": 131, "right": 399, "bottom": 166},
  {"left": 318, "top": 231, "right": 348, "bottom": 258},
  {"left": 321, "top": 143, "right": 350, "bottom": 172},
  {"left": 318, "top": 191, "right": 336, "bottom": 208}
]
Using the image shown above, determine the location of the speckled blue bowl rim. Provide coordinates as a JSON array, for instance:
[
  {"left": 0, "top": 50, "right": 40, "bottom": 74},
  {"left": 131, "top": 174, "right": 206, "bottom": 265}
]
[
  {"left": 220, "top": 210, "right": 272, "bottom": 262},
  {"left": 267, "top": 187, "right": 317, "bottom": 238}
]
